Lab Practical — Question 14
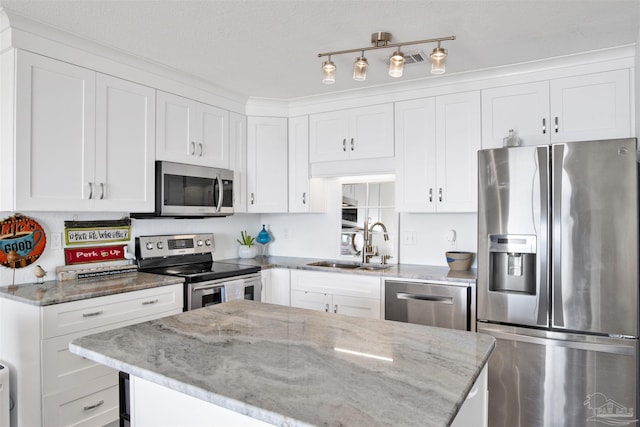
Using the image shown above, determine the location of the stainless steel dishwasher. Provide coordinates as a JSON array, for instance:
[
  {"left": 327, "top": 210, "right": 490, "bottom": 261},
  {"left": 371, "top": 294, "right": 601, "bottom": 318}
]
[{"left": 384, "top": 280, "right": 471, "bottom": 331}]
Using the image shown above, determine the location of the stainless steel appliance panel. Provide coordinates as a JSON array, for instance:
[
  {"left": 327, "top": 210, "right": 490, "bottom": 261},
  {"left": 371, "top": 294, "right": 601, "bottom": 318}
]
[
  {"left": 552, "top": 139, "right": 639, "bottom": 336},
  {"left": 385, "top": 280, "right": 470, "bottom": 331},
  {"left": 188, "top": 273, "right": 262, "bottom": 310},
  {"left": 477, "top": 145, "right": 549, "bottom": 327},
  {"left": 478, "top": 323, "right": 639, "bottom": 427}
]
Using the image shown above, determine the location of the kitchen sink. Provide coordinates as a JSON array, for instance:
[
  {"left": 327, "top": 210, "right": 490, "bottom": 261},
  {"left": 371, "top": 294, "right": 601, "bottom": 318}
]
[{"left": 306, "top": 261, "right": 393, "bottom": 271}]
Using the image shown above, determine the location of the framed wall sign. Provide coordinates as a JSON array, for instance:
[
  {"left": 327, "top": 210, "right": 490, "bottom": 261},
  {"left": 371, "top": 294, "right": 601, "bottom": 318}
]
[
  {"left": 65, "top": 245, "right": 127, "bottom": 265},
  {"left": 64, "top": 219, "right": 131, "bottom": 246},
  {"left": 0, "top": 214, "right": 47, "bottom": 268}
]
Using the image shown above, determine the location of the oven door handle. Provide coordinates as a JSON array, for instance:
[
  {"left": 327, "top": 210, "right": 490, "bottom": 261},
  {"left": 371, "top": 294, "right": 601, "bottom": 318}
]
[
  {"left": 215, "top": 175, "right": 223, "bottom": 213},
  {"left": 192, "top": 282, "right": 228, "bottom": 292}
]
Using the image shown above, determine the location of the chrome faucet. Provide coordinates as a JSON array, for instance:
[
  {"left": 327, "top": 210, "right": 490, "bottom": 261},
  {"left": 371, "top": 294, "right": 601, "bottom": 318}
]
[{"left": 363, "top": 218, "right": 389, "bottom": 263}]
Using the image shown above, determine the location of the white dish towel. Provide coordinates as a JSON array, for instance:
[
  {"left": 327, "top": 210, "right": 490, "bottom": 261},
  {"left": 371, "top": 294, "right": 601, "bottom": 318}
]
[{"left": 223, "top": 279, "right": 245, "bottom": 302}]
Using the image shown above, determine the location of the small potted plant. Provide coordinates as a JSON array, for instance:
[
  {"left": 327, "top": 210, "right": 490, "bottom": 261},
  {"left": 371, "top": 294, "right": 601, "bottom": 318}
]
[{"left": 237, "top": 230, "right": 257, "bottom": 258}]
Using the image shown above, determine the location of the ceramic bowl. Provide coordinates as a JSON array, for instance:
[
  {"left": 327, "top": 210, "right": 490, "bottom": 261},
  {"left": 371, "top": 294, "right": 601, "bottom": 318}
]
[{"left": 446, "top": 251, "right": 474, "bottom": 271}]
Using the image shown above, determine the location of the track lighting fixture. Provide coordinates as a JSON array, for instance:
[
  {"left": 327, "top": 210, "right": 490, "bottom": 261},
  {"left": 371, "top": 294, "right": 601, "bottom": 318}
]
[{"left": 318, "top": 32, "right": 455, "bottom": 84}]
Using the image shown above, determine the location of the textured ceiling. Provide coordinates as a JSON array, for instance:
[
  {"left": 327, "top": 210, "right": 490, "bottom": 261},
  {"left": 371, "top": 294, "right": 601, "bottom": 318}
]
[{"left": 1, "top": 0, "right": 638, "bottom": 100}]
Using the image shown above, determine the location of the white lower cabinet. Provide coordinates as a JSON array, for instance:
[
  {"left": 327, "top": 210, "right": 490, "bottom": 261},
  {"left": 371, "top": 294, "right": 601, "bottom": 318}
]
[
  {"left": 0, "top": 283, "right": 182, "bottom": 427},
  {"left": 261, "top": 268, "right": 291, "bottom": 306},
  {"left": 289, "top": 270, "right": 381, "bottom": 319}
]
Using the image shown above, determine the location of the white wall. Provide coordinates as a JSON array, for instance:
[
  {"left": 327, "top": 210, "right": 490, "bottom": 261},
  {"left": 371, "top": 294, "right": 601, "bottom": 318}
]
[{"left": 0, "top": 211, "right": 261, "bottom": 285}]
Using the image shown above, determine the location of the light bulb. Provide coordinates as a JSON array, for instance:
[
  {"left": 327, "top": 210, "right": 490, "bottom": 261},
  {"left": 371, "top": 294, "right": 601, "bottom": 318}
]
[
  {"left": 388, "top": 50, "right": 405, "bottom": 78},
  {"left": 430, "top": 47, "right": 447, "bottom": 75},
  {"left": 353, "top": 56, "right": 368, "bottom": 81},
  {"left": 322, "top": 59, "right": 336, "bottom": 84}
]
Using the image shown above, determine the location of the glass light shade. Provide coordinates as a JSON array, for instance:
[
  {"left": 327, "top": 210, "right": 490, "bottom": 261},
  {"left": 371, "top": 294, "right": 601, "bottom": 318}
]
[
  {"left": 388, "top": 51, "right": 405, "bottom": 78},
  {"left": 322, "top": 59, "right": 336, "bottom": 84},
  {"left": 353, "top": 56, "right": 368, "bottom": 81},
  {"left": 430, "top": 47, "right": 447, "bottom": 74}
]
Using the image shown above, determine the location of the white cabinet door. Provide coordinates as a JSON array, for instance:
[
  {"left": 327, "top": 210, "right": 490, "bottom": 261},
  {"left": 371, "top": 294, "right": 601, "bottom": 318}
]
[
  {"left": 550, "top": 69, "right": 631, "bottom": 143},
  {"left": 196, "top": 102, "right": 230, "bottom": 168},
  {"left": 156, "top": 90, "right": 229, "bottom": 167},
  {"left": 290, "top": 290, "right": 332, "bottom": 312},
  {"left": 333, "top": 294, "right": 380, "bottom": 319},
  {"left": 289, "top": 116, "right": 325, "bottom": 213},
  {"left": 395, "top": 92, "right": 480, "bottom": 213},
  {"left": 95, "top": 74, "right": 155, "bottom": 212},
  {"left": 309, "top": 104, "right": 394, "bottom": 162},
  {"left": 350, "top": 103, "right": 394, "bottom": 160},
  {"left": 262, "top": 268, "right": 290, "bottom": 306},
  {"left": 229, "top": 112, "right": 247, "bottom": 212},
  {"left": 395, "top": 97, "right": 437, "bottom": 212},
  {"left": 481, "top": 81, "right": 550, "bottom": 148},
  {"left": 15, "top": 50, "right": 96, "bottom": 211},
  {"left": 435, "top": 91, "right": 481, "bottom": 212},
  {"left": 246, "top": 116, "right": 288, "bottom": 213}
]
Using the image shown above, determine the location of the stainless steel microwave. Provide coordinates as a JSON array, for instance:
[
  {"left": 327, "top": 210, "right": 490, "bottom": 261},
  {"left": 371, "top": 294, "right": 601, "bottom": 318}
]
[{"left": 154, "top": 161, "right": 234, "bottom": 217}]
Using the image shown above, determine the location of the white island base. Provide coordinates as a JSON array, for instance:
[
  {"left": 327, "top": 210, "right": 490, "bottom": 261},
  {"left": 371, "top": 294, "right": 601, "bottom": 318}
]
[{"left": 130, "top": 367, "right": 488, "bottom": 427}]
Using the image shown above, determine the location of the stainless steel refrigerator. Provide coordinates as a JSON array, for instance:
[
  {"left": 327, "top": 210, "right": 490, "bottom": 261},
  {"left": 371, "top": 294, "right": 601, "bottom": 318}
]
[{"left": 477, "top": 138, "right": 639, "bottom": 427}]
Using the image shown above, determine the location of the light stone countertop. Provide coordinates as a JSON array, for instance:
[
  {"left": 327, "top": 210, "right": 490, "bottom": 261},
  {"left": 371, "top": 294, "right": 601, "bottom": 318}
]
[
  {"left": 70, "top": 299, "right": 494, "bottom": 427},
  {"left": 0, "top": 272, "right": 184, "bottom": 306},
  {"left": 219, "top": 255, "right": 477, "bottom": 284}
]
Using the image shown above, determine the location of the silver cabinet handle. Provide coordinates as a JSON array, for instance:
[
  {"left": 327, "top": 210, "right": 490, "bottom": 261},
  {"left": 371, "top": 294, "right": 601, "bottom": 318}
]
[
  {"left": 350, "top": 138, "right": 354, "bottom": 151},
  {"left": 325, "top": 303, "right": 329, "bottom": 312},
  {"left": 542, "top": 118, "right": 546, "bottom": 134},
  {"left": 82, "top": 310, "right": 103, "bottom": 318},
  {"left": 302, "top": 192, "right": 306, "bottom": 205},
  {"left": 83, "top": 400, "right": 104, "bottom": 411},
  {"left": 396, "top": 292, "right": 453, "bottom": 304},
  {"left": 88, "top": 182, "right": 93, "bottom": 199},
  {"left": 438, "top": 188, "right": 443, "bottom": 202},
  {"left": 99, "top": 182, "right": 105, "bottom": 200},
  {"left": 333, "top": 304, "right": 338, "bottom": 313},
  {"left": 428, "top": 188, "right": 433, "bottom": 203},
  {"left": 342, "top": 138, "right": 346, "bottom": 152},
  {"left": 198, "top": 143, "right": 203, "bottom": 157},
  {"left": 250, "top": 193, "right": 255, "bottom": 205},
  {"left": 554, "top": 116, "right": 559, "bottom": 133},
  {"left": 142, "top": 299, "right": 159, "bottom": 306},
  {"left": 190, "top": 141, "right": 196, "bottom": 155}
]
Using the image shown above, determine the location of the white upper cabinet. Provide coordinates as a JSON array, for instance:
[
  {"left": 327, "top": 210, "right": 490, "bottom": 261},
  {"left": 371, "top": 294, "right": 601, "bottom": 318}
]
[
  {"left": 156, "top": 90, "right": 230, "bottom": 168},
  {"left": 229, "top": 112, "right": 247, "bottom": 212},
  {"left": 246, "top": 116, "right": 288, "bottom": 213},
  {"left": 481, "top": 81, "right": 550, "bottom": 148},
  {"left": 309, "top": 103, "right": 394, "bottom": 162},
  {"left": 395, "top": 91, "right": 481, "bottom": 213},
  {"left": 13, "top": 51, "right": 155, "bottom": 212},
  {"left": 482, "top": 69, "right": 631, "bottom": 148},
  {"left": 289, "top": 115, "right": 325, "bottom": 213}
]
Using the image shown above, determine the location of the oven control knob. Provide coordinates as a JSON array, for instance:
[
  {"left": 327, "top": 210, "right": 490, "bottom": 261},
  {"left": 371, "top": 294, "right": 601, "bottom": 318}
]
[
  {"left": 197, "top": 239, "right": 203, "bottom": 246},
  {"left": 145, "top": 242, "right": 154, "bottom": 251},
  {"left": 156, "top": 242, "right": 164, "bottom": 250},
  {"left": 205, "top": 239, "right": 212, "bottom": 246}
]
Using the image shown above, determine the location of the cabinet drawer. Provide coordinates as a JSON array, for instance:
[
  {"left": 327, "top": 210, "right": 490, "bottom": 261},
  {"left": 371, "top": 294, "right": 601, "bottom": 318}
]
[
  {"left": 43, "top": 376, "right": 118, "bottom": 427},
  {"left": 290, "top": 270, "right": 381, "bottom": 299},
  {"left": 42, "top": 284, "right": 182, "bottom": 338}
]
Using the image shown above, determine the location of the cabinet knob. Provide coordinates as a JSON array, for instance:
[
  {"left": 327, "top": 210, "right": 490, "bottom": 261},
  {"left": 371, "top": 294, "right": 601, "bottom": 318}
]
[
  {"left": 302, "top": 192, "right": 306, "bottom": 204},
  {"left": 88, "top": 182, "right": 93, "bottom": 199},
  {"left": 198, "top": 143, "right": 203, "bottom": 157},
  {"left": 554, "top": 117, "right": 559, "bottom": 133},
  {"left": 438, "top": 188, "right": 443, "bottom": 202},
  {"left": 342, "top": 138, "right": 346, "bottom": 152},
  {"left": 350, "top": 138, "right": 354, "bottom": 151},
  {"left": 333, "top": 304, "right": 338, "bottom": 313},
  {"left": 83, "top": 400, "right": 105, "bottom": 411},
  {"left": 190, "top": 141, "right": 196, "bottom": 155},
  {"left": 542, "top": 118, "right": 547, "bottom": 134},
  {"left": 250, "top": 193, "right": 255, "bottom": 205},
  {"left": 325, "top": 303, "right": 330, "bottom": 312},
  {"left": 428, "top": 188, "right": 433, "bottom": 203},
  {"left": 99, "top": 182, "right": 105, "bottom": 200}
]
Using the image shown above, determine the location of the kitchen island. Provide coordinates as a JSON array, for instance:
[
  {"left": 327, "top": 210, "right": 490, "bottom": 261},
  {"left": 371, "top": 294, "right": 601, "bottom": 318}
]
[{"left": 70, "top": 300, "right": 494, "bottom": 426}]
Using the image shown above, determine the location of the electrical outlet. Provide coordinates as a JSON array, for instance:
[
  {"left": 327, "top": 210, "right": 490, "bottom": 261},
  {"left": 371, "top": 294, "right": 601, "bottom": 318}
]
[
  {"left": 51, "top": 232, "right": 62, "bottom": 249},
  {"left": 402, "top": 231, "right": 417, "bottom": 245}
]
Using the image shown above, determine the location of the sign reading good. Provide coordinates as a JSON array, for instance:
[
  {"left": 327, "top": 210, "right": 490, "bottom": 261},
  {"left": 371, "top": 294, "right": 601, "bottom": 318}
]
[
  {"left": 0, "top": 214, "right": 47, "bottom": 268},
  {"left": 65, "top": 245, "right": 127, "bottom": 265}
]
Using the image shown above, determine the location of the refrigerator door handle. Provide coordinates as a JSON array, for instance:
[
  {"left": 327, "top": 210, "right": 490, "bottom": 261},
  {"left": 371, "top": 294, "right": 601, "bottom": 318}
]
[
  {"left": 552, "top": 144, "right": 565, "bottom": 327},
  {"left": 536, "top": 146, "right": 550, "bottom": 326},
  {"left": 477, "top": 326, "right": 635, "bottom": 356}
]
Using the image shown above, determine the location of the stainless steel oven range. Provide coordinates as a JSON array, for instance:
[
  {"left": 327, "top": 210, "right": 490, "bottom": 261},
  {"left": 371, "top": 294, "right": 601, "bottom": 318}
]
[{"left": 135, "top": 233, "right": 261, "bottom": 311}]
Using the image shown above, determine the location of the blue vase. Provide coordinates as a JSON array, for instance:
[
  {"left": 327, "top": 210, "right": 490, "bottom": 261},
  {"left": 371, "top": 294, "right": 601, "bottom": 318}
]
[{"left": 256, "top": 225, "right": 272, "bottom": 245}]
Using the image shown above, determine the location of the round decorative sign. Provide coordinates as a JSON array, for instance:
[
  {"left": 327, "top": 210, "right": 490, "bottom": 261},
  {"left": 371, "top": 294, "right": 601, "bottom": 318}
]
[{"left": 0, "top": 214, "right": 47, "bottom": 268}]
